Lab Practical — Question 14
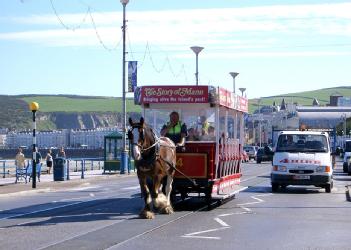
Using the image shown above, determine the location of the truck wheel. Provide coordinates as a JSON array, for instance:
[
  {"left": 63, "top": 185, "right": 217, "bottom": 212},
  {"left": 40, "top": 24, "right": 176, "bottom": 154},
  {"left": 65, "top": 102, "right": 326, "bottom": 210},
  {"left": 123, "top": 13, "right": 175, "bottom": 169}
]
[
  {"left": 272, "top": 183, "right": 279, "bottom": 192},
  {"left": 325, "top": 184, "right": 332, "bottom": 193},
  {"left": 343, "top": 162, "right": 348, "bottom": 173}
]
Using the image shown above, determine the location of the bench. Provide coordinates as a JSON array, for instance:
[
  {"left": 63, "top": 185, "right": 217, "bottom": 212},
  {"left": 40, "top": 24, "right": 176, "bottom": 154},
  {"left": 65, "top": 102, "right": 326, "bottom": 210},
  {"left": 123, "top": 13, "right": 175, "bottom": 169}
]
[
  {"left": 27, "top": 163, "right": 42, "bottom": 182},
  {"left": 15, "top": 165, "right": 28, "bottom": 183},
  {"left": 15, "top": 163, "right": 42, "bottom": 184}
]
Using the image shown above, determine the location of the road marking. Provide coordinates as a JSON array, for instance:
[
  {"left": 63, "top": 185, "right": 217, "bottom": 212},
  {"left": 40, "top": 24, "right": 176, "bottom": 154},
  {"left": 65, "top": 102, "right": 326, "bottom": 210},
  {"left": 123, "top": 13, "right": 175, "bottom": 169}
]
[
  {"left": 214, "top": 217, "right": 229, "bottom": 227},
  {"left": 121, "top": 185, "right": 140, "bottom": 190},
  {"left": 237, "top": 194, "right": 273, "bottom": 206},
  {"left": 182, "top": 191, "right": 272, "bottom": 241},
  {"left": 218, "top": 211, "right": 249, "bottom": 216},
  {"left": 68, "top": 185, "right": 100, "bottom": 191},
  {"left": 182, "top": 226, "right": 230, "bottom": 240},
  {"left": 239, "top": 206, "right": 252, "bottom": 212},
  {"left": 107, "top": 203, "right": 211, "bottom": 249}
]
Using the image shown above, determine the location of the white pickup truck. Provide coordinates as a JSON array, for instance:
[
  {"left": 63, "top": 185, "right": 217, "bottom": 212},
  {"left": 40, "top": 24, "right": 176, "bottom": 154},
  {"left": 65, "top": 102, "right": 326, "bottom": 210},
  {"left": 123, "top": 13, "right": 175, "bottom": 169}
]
[{"left": 271, "top": 131, "right": 333, "bottom": 193}]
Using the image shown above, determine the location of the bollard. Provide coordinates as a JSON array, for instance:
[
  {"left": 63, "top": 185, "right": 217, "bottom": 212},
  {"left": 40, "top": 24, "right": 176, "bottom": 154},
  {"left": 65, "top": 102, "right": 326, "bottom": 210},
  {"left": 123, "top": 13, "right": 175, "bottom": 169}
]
[
  {"left": 120, "top": 151, "right": 128, "bottom": 174},
  {"left": 81, "top": 160, "right": 85, "bottom": 179},
  {"left": 75, "top": 160, "right": 78, "bottom": 172},
  {"left": 2, "top": 161, "right": 5, "bottom": 178},
  {"left": 66, "top": 160, "right": 70, "bottom": 180},
  {"left": 128, "top": 157, "right": 131, "bottom": 174}
]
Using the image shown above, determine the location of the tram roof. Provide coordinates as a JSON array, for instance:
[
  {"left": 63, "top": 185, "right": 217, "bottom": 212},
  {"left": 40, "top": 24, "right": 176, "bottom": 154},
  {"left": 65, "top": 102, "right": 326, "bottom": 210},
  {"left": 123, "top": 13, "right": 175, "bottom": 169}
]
[{"left": 134, "top": 85, "right": 248, "bottom": 113}]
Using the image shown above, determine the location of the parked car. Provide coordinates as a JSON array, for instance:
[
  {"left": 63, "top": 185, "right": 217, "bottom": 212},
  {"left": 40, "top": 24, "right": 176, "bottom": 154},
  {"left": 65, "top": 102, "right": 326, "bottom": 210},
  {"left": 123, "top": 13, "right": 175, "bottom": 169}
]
[
  {"left": 256, "top": 146, "right": 274, "bottom": 163},
  {"left": 243, "top": 146, "right": 257, "bottom": 160},
  {"left": 343, "top": 140, "right": 351, "bottom": 173}
]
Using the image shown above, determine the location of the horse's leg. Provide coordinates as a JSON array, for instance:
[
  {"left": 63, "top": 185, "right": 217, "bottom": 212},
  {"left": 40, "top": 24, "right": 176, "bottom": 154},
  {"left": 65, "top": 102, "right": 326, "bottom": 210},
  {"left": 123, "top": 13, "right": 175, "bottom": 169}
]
[
  {"left": 163, "top": 174, "right": 174, "bottom": 214},
  {"left": 152, "top": 174, "right": 167, "bottom": 211},
  {"left": 153, "top": 173, "right": 174, "bottom": 214},
  {"left": 139, "top": 175, "right": 154, "bottom": 219}
]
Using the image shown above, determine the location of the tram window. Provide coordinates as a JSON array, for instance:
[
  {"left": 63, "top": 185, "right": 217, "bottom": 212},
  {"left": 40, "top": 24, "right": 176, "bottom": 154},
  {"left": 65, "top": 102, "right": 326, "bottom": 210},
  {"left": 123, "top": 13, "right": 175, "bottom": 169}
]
[
  {"left": 227, "top": 118, "right": 234, "bottom": 139},
  {"left": 144, "top": 108, "right": 217, "bottom": 142}
]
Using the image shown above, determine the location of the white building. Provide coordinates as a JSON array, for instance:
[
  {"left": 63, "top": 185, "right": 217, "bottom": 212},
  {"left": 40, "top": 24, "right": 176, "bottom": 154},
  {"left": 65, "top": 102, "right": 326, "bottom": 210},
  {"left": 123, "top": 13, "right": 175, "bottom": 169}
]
[
  {"left": 70, "top": 128, "right": 118, "bottom": 149},
  {"left": 0, "top": 134, "right": 6, "bottom": 148},
  {"left": 5, "top": 127, "right": 119, "bottom": 149}
]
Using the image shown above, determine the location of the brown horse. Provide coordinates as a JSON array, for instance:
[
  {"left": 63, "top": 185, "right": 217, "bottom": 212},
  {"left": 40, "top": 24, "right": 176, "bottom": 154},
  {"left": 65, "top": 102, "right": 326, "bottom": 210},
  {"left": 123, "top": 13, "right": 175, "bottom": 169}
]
[{"left": 128, "top": 117, "right": 176, "bottom": 219}]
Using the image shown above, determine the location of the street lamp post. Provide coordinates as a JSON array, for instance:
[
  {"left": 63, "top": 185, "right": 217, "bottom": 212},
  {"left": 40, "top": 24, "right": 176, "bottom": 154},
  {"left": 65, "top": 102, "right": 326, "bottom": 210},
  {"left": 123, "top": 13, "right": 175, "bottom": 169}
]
[
  {"left": 229, "top": 72, "right": 239, "bottom": 93},
  {"left": 238, "top": 87, "right": 246, "bottom": 97},
  {"left": 120, "top": 0, "right": 129, "bottom": 174},
  {"left": 257, "top": 99, "right": 262, "bottom": 147},
  {"left": 190, "top": 46, "right": 204, "bottom": 85},
  {"left": 29, "top": 102, "right": 39, "bottom": 188},
  {"left": 342, "top": 113, "right": 347, "bottom": 145}
]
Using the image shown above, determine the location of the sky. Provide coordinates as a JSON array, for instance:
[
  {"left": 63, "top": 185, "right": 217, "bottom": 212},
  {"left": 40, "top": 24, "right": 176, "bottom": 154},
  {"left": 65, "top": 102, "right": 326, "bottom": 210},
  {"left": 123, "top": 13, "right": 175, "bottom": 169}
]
[{"left": 0, "top": 0, "right": 350, "bottom": 99}]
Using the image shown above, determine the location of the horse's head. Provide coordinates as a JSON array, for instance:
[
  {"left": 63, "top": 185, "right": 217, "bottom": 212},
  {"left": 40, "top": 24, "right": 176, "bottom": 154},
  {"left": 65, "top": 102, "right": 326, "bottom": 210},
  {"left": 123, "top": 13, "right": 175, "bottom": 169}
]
[{"left": 128, "top": 117, "right": 156, "bottom": 161}]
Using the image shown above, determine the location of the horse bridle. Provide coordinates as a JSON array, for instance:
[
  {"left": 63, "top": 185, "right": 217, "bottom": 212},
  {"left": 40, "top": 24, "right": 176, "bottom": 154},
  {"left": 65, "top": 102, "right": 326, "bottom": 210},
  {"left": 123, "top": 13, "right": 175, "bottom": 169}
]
[{"left": 128, "top": 126, "right": 160, "bottom": 154}]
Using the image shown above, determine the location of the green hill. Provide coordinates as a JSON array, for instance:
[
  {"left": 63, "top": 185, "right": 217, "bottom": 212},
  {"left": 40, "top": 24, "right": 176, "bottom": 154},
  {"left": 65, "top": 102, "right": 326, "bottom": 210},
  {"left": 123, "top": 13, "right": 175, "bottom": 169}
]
[
  {"left": 0, "top": 86, "right": 350, "bottom": 130},
  {"left": 248, "top": 86, "right": 351, "bottom": 113},
  {"left": 0, "top": 95, "right": 141, "bottom": 131},
  {"left": 0, "top": 96, "right": 31, "bottom": 130},
  {"left": 18, "top": 95, "right": 139, "bottom": 113}
]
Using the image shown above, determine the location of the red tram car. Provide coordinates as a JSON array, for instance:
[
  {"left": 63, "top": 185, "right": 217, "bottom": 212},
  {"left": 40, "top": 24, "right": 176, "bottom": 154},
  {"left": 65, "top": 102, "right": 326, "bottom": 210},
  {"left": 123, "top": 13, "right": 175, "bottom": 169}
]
[{"left": 134, "top": 85, "right": 248, "bottom": 201}]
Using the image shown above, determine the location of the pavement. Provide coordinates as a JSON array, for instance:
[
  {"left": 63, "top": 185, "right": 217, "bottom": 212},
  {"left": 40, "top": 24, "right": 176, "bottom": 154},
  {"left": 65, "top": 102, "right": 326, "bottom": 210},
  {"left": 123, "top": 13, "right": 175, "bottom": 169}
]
[{"left": 0, "top": 169, "right": 136, "bottom": 196}]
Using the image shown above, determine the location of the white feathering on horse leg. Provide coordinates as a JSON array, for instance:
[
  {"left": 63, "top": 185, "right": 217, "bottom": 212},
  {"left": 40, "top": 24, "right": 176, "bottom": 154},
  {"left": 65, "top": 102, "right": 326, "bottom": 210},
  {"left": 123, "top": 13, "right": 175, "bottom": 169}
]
[
  {"left": 153, "top": 193, "right": 167, "bottom": 209},
  {"left": 165, "top": 175, "right": 173, "bottom": 206}
]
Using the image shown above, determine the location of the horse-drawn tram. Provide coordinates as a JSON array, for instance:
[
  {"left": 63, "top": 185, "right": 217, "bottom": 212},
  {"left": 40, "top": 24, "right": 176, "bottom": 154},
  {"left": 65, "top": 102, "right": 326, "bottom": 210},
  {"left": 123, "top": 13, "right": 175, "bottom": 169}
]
[{"left": 132, "top": 85, "right": 248, "bottom": 204}]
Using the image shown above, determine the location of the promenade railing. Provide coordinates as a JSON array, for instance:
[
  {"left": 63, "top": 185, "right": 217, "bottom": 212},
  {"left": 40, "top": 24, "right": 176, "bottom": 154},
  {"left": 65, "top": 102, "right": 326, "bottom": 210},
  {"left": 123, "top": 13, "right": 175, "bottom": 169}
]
[{"left": 1, "top": 158, "right": 105, "bottom": 179}]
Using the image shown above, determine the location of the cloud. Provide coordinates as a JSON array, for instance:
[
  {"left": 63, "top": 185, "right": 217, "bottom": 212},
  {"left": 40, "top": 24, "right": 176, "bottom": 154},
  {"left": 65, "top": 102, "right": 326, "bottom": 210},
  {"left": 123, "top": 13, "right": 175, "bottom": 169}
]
[{"left": 1, "top": 2, "right": 351, "bottom": 53}]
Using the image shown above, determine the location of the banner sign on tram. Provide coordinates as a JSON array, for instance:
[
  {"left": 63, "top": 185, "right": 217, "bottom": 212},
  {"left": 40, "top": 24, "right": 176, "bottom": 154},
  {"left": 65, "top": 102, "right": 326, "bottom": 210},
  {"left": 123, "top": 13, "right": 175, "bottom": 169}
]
[
  {"left": 128, "top": 61, "right": 137, "bottom": 92},
  {"left": 140, "top": 86, "right": 209, "bottom": 104},
  {"left": 218, "top": 87, "right": 248, "bottom": 113}
]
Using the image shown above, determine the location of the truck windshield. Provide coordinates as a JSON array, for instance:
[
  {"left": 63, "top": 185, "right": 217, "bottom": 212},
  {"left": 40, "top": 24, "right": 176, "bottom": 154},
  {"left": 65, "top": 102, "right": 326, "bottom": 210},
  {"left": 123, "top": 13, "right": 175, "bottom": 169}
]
[{"left": 276, "top": 134, "right": 328, "bottom": 153}]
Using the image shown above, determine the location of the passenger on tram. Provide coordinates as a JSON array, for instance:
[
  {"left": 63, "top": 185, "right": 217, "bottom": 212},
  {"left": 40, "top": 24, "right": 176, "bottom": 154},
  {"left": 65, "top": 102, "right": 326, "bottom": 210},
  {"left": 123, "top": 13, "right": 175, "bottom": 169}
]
[
  {"left": 201, "top": 126, "right": 216, "bottom": 141},
  {"left": 196, "top": 115, "right": 210, "bottom": 136},
  {"left": 187, "top": 127, "right": 199, "bottom": 141},
  {"left": 160, "top": 111, "right": 188, "bottom": 147}
]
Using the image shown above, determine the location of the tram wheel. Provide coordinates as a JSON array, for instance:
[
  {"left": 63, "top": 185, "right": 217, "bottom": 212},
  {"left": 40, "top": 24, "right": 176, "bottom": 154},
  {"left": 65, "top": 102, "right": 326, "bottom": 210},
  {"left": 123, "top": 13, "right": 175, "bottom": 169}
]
[{"left": 271, "top": 183, "right": 279, "bottom": 192}]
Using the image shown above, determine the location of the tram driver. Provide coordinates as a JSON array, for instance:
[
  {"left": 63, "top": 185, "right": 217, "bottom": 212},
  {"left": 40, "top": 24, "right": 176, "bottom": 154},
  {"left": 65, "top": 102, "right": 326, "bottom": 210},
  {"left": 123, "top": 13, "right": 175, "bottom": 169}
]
[{"left": 161, "top": 111, "right": 188, "bottom": 147}]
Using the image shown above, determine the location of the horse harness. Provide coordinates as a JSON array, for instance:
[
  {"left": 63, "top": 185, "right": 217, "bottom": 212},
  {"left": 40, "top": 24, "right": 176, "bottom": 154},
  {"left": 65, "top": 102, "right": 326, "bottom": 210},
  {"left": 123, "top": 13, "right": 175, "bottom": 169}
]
[
  {"left": 129, "top": 126, "right": 174, "bottom": 171},
  {"left": 128, "top": 125, "right": 197, "bottom": 186}
]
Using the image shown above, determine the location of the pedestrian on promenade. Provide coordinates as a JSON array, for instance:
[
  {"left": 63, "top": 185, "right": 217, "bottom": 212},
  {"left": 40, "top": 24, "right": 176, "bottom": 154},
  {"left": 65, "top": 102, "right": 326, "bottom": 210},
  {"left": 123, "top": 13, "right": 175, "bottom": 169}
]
[
  {"left": 45, "top": 149, "right": 53, "bottom": 174},
  {"left": 56, "top": 146, "right": 66, "bottom": 158},
  {"left": 15, "top": 147, "right": 26, "bottom": 169},
  {"left": 35, "top": 147, "right": 42, "bottom": 164}
]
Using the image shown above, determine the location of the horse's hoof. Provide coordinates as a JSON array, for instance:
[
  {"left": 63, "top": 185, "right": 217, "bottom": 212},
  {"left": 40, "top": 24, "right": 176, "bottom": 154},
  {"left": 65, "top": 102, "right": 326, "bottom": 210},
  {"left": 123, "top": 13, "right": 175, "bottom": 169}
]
[
  {"left": 161, "top": 206, "right": 174, "bottom": 214},
  {"left": 153, "top": 193, "right": 167, "bottom": 209},
  {"left": 140, "top": 210, "right": 155, "bottom": 219}
]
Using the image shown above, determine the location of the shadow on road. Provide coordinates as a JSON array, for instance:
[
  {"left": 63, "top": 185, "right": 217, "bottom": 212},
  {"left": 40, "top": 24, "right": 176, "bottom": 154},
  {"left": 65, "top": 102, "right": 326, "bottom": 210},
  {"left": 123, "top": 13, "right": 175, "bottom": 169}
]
[{"left": 2, "top": 197, "right": 142, "bottom": 228}]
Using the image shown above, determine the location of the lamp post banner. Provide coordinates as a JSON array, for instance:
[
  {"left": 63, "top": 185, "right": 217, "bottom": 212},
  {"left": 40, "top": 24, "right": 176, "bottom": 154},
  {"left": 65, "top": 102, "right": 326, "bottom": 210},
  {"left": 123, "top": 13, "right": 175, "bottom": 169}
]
[{"left": 128, "top": 61, "right": 137, "bottom": 92}]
